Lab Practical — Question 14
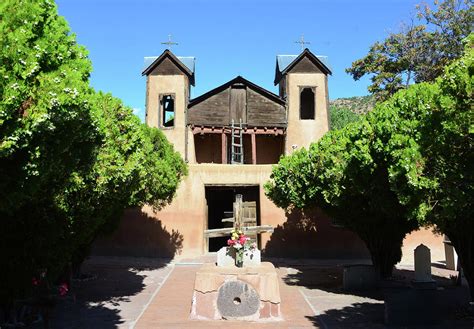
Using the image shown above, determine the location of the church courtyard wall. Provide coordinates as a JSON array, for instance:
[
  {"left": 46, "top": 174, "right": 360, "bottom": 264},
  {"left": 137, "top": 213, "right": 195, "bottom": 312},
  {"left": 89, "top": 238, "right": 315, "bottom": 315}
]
[{"left": 93, "top": 164, "right": 371, "bottom": 259}]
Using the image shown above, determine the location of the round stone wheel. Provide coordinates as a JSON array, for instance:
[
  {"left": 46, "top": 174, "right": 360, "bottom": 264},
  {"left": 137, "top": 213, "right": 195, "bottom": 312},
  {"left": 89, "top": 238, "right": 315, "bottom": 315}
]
[{"left": 217, "top": 280, "right": 260, "bottom": 318}]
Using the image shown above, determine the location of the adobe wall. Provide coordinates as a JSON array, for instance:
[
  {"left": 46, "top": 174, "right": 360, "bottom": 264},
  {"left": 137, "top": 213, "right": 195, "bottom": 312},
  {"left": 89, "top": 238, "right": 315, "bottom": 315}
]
[
  {"left": 400, "top": 227, "right": 445, "bottom": 265},
  {"left": 149, "top": 164, "right": 285, "bottom": 257},
  {"left": 145, "top": 74, "right": 191, "bottom": 159},
  {"left": 285, "top": 73, "right": 330, "bottom": 154},
  {"left": 93, "top": 164, "right": 370, "bottom": 260}
]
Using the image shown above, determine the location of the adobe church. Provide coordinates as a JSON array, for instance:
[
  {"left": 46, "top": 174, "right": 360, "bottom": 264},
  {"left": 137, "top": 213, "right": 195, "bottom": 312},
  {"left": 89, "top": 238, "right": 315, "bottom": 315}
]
[{"left": 94, "top": 48, "right": 372, "bottom": 259}]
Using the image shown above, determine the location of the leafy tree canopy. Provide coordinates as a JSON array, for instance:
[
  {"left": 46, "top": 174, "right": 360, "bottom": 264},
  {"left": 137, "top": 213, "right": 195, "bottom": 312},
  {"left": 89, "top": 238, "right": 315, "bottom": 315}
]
[
  {"left": 266, "top": 34, "right": 473, "bottom": 291},
  {"left": 0, "top": 0, "right": 96, "bottom": 214},
  {"left": 373, "top": 35, "right": 473, "bottom": 298},
  {"left": 265, "top": 117, "right": 419, "bottom": 277},
  {"left": 0, "top": 0, "right": 187, "bottom": 303},
  {"left": 329, "top": 105, "right": 361, "bottom": 130},
  {"left": 346, "top": 0, "right": 473, "bottom": 101}
]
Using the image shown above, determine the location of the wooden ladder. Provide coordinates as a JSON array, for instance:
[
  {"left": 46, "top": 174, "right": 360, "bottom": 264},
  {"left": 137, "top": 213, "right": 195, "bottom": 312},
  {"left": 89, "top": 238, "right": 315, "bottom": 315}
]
[{"left": 231, "top": 119, "right": 243, "bottom": 164}]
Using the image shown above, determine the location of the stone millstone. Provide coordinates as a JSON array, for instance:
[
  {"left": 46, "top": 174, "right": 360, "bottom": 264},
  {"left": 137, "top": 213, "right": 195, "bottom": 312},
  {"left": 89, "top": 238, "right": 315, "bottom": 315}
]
[{"left": 217, "top": 280, "right": 260, "bottom": 318}]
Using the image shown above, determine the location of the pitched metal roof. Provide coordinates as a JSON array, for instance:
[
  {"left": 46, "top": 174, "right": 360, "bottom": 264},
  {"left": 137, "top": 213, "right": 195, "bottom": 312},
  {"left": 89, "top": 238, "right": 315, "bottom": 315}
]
[
  {"left": 276, "top": 54, "right": 331, "bottom": 72},
  {"left": 274, "top": 48, "right": 332, "bottom": 85},
  {"left": 175, "top": 57, "right": 195, "bottom": 74},
  {"left": 142, "top": 49, "right": 195, "bottom": 85},
  {"left": 143, "top": 56, "right": 195, "bottom": 74}
]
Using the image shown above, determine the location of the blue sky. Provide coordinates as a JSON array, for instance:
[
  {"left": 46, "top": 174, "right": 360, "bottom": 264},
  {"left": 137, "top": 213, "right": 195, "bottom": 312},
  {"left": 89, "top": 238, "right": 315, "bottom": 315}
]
[{"left": 56, "top": 0, "right": 422, "bottom": 120}]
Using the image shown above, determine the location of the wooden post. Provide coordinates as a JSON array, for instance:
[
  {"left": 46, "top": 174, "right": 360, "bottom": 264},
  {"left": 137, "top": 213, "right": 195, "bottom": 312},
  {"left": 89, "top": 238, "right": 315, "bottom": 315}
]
[
  {"left": 251, "top": 133, "right": 257, "bottom": 165},
  {"left": 221, "top": 132, "right": 227, "bottom": 164},
  {"left": 234, "top": 194, "right": 243, "bottom": 231}
]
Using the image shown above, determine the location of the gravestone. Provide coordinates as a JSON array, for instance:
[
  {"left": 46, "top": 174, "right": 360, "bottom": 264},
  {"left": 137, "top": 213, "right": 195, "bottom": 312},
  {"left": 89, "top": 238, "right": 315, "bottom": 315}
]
[
  {"left": 443, "top": 235, "right": 458, "bottom": 270},
  {"left": 413, "top": 244, "right": 436, "bottom": 289}
]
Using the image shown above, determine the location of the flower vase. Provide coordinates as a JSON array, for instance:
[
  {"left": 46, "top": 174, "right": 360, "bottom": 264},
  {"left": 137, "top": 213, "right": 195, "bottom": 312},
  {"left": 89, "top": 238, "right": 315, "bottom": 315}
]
[{"left": 235, "top": 250, "right": 244, "bottom": 268}]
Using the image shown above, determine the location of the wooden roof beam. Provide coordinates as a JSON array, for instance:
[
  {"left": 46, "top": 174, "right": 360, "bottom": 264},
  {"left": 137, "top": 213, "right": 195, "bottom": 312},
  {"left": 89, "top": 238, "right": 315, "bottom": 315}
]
[{"left": 191, "top": 126, "right": 285, "bottom": 135}]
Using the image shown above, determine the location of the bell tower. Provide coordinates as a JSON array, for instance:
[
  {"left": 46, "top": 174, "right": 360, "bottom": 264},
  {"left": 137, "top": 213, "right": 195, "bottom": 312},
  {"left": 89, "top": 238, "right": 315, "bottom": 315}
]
[
  {"left": 274, "top": 49, "right": 331, "bottom": 154},
  {"left": 142, "top": 50, "right": 195, "bottom": 159}
]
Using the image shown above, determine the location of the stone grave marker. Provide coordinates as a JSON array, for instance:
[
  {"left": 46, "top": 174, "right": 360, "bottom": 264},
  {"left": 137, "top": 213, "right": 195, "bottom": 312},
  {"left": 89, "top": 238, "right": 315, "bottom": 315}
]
[
  {"left": 413, "top": 244, "right": 436, "bottom": 289},
  {"left": 443, "top": 235, "right": 458, "bottom": 270}
]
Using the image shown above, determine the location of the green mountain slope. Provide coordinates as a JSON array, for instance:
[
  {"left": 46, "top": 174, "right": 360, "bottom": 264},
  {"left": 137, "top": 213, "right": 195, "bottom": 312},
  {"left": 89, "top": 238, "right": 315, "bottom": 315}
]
[{"left": 329, "top": 95, "right": 376, "bottom": 115}]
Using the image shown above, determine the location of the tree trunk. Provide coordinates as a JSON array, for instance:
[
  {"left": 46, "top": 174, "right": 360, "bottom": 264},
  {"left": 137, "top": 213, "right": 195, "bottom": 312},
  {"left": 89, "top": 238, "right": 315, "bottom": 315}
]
[{"left": 361, "top": 231, "right": 404, "bottom": 279}]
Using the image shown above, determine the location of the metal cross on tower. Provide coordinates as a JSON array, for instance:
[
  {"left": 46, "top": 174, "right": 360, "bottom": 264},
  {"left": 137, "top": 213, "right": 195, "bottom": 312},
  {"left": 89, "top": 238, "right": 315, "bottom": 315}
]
[
  {"left": 295, "top": 34, "right": 310, "bottom": 51},
  {"left": 161, "top": 34, "right": 178, "bottom": 49}
]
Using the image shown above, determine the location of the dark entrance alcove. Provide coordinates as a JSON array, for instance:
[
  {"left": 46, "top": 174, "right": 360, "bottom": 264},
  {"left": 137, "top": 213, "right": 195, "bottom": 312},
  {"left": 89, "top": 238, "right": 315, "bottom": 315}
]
[{"left": 205, "top": 185, "right": 260, "bottom": 252}]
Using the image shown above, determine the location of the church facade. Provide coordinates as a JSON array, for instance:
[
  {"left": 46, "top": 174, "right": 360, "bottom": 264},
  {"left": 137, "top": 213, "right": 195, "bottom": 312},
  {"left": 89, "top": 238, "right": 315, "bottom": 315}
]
[{"left": 94, "top": 48, "right": 371, "bottom": 259}]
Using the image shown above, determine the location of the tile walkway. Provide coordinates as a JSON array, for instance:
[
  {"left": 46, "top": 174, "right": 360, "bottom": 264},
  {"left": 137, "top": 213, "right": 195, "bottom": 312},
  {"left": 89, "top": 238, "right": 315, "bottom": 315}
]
[
  {"left": 51, "top": 257, "right": 174, "bottom": 329},
  {"left": 134, "top": 265, "right": 317, "bottom": 328},
  {"left": 46, "top": 256, "right": 472, "bottom": 329}
]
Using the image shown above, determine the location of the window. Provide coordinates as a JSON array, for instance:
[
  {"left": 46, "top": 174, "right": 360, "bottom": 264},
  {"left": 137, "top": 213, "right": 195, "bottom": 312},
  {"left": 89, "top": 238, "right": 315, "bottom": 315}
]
[
  {"left": 300, "top": 87, "right": 315, "bottom": 120},
  {"left": 160, "top": 94, "right": 175, "bottom": 127}
]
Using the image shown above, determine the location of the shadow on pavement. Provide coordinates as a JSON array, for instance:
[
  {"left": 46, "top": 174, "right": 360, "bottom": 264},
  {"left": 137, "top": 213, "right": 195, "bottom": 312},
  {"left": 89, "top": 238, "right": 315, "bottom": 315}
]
[
  {"left": 306, "top": 302, "right": 385, "bottom": 329},
  {"left": 46, "top": 208, "right": 183, "bottom": 328},
  {"left": 50, "top": 257, "right": 172, "bottom": 329},
  {"left": 282, "top": 263, "right": 473, "bottom": 328}
]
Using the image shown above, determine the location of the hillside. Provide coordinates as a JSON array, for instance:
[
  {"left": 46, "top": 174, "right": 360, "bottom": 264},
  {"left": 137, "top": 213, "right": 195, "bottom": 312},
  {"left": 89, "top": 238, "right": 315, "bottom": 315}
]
[{"left": 329, "top": 95, "right": 376, "bottom": 115}]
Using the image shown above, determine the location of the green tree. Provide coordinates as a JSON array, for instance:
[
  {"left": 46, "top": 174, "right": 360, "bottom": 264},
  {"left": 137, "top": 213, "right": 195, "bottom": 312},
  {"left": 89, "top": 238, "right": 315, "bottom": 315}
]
[
  {"left": 267, "top": 35, "right": 473, "bottom": 294},
  {"left": 0, "top": 0, "right": 96, "bottom": 215},
  {"left": 0, "top": 0, "right": 99, "bottom": 301},
  {"left": 346, "top": 0, "right": 473, "bottom": 101},
  {"left": 369, "top": 36, "right": 473, "bottom": 298},
  {"left": 265, "top": 121, "right": 419, "bottom": 278},
  {"left": 61, "top": 93, "right": 187, "bottom": 271},
  {"left": 0, "top": 0, "right": 187, "bottom": 305},
  {"left": 419, "top": 36, "right": 473, "bottom": 299},
  {"left": 329, "top": 105, "right": 361, "bottom": 130}
]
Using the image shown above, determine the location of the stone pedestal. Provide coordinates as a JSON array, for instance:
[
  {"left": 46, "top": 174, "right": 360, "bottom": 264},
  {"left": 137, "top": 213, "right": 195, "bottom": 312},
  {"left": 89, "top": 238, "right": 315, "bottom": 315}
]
[
  {"left": 343, "top": 264, "right": 377, "bottom": 290},
  {"left": 216, "top": 247, "right": 261, "bottom": 267},
  {"left": 190, "top": 262, "right": 282, "bottom": 321}
]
